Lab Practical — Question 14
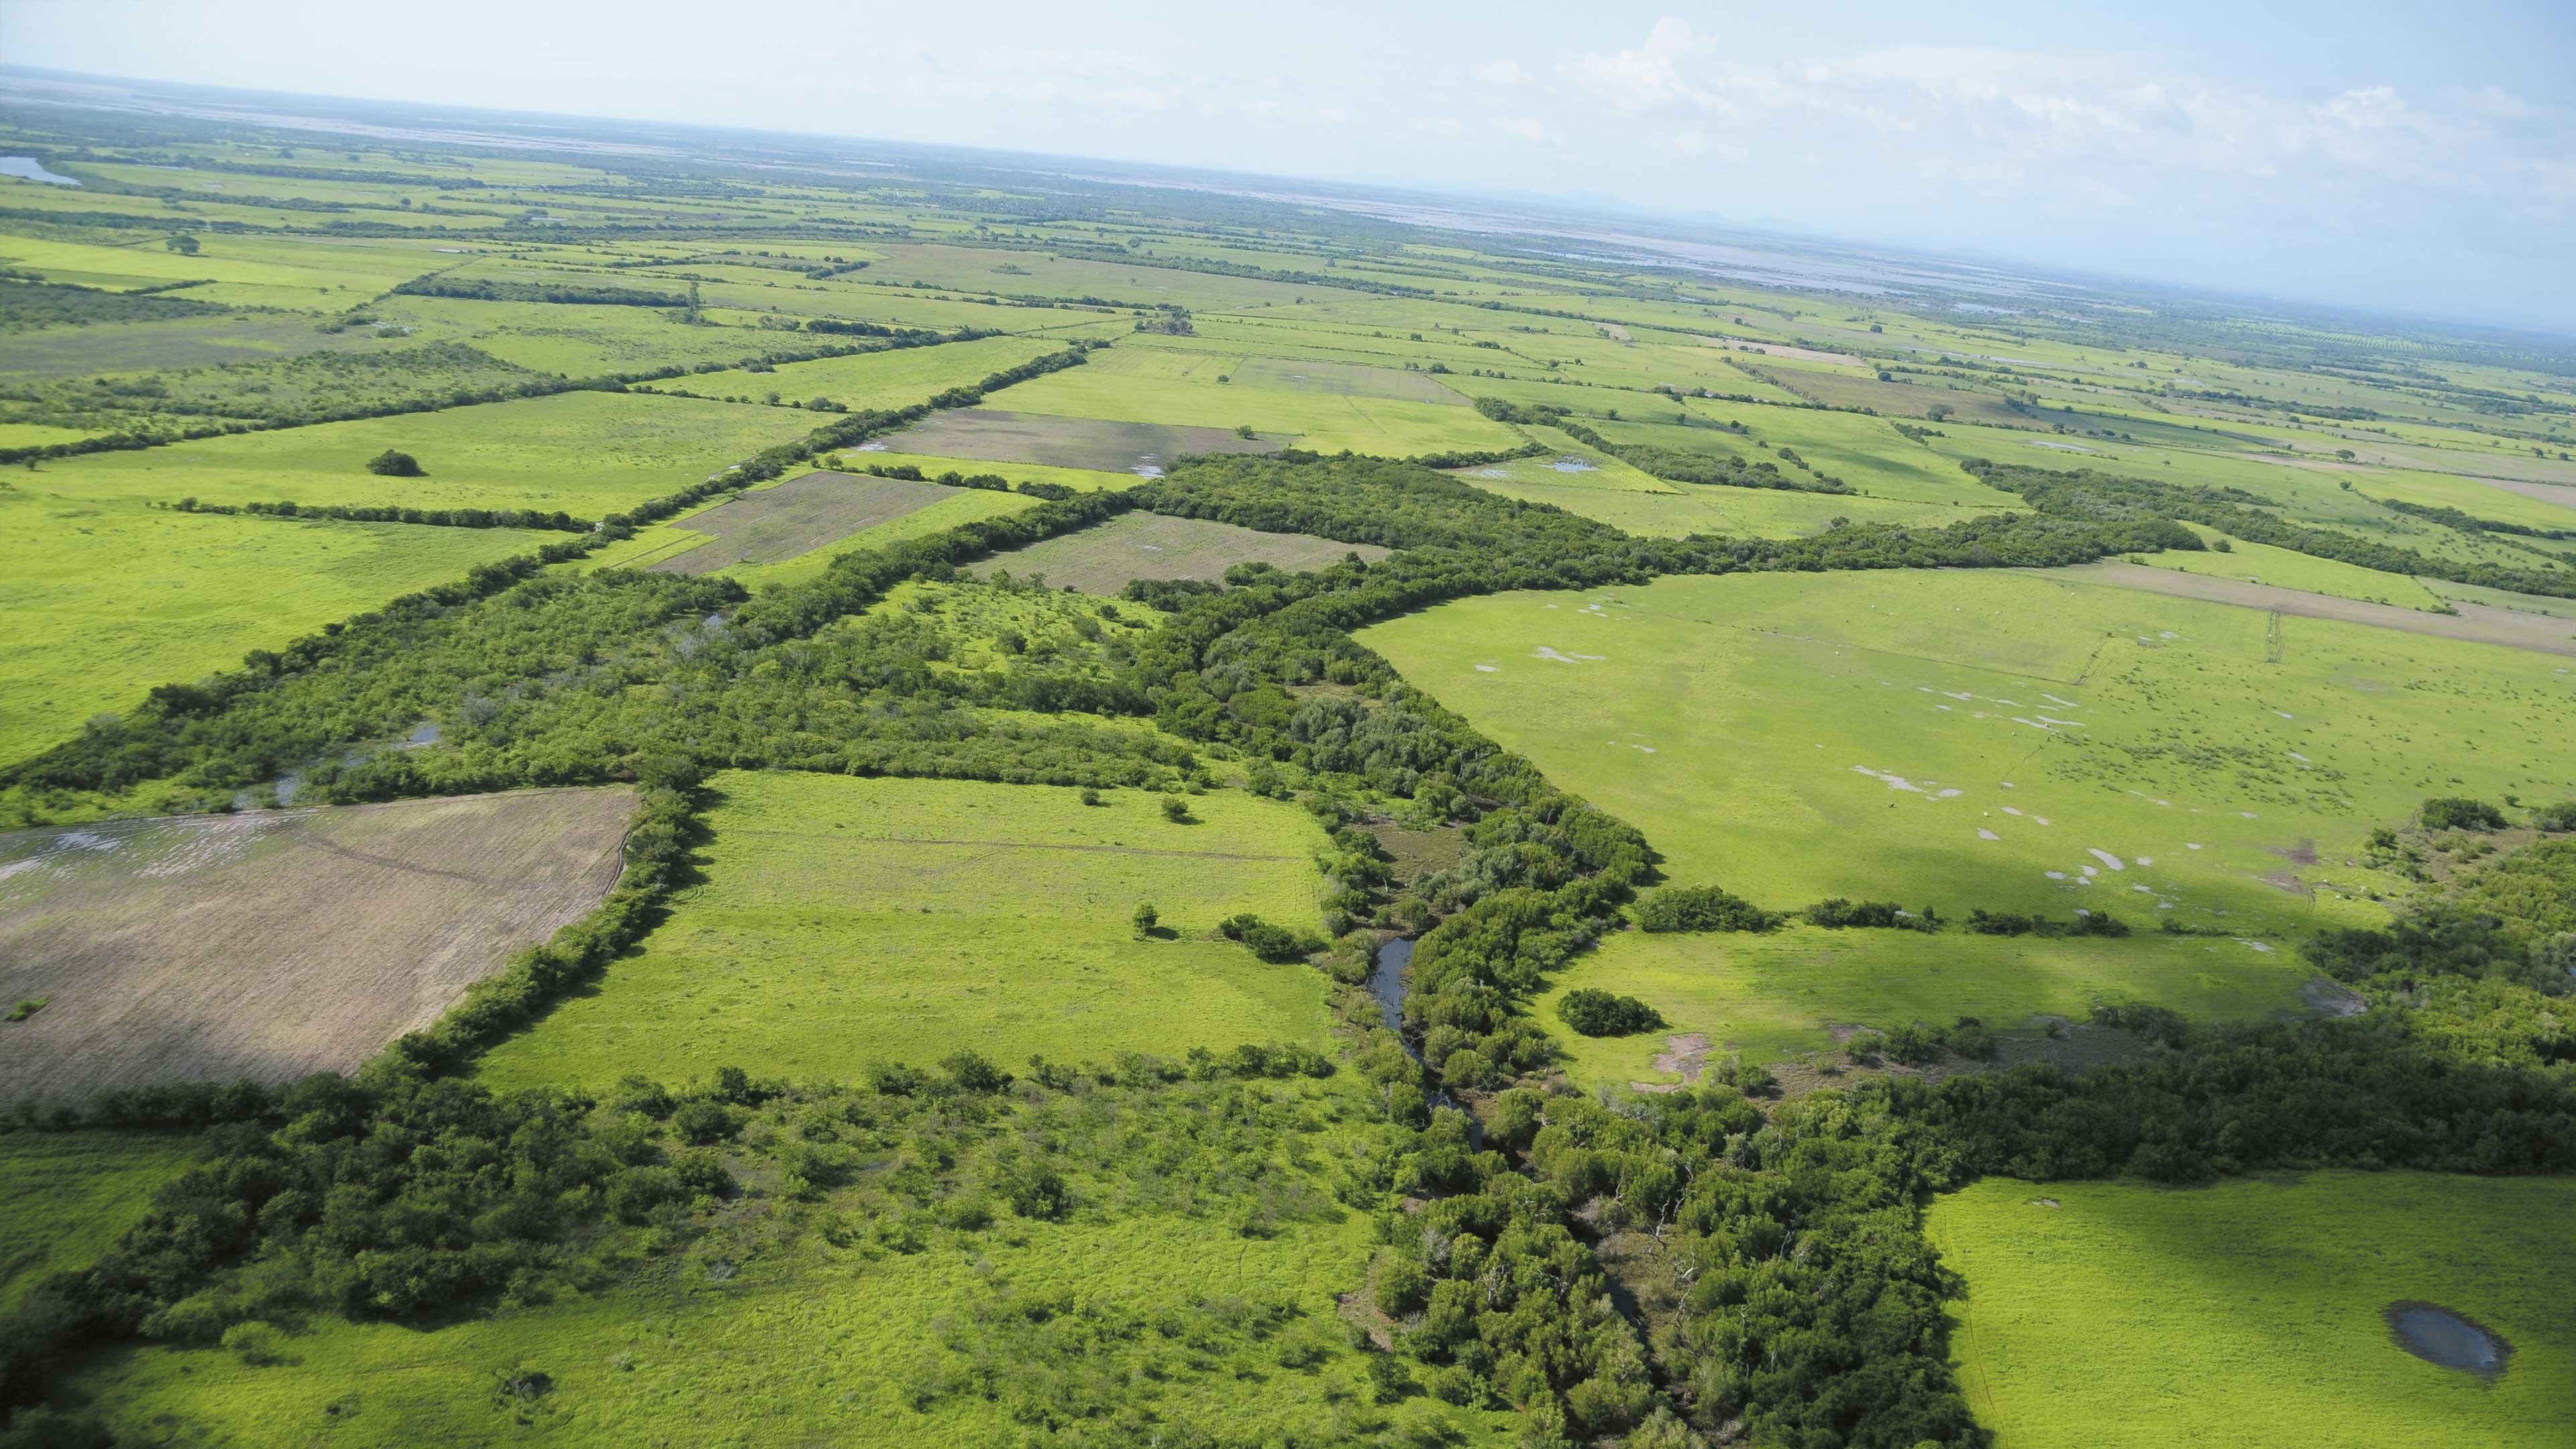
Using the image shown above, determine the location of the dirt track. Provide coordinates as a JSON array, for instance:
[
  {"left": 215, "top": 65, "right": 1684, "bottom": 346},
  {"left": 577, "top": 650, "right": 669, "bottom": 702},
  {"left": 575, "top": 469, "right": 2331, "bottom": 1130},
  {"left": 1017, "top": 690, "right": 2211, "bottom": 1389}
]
[
  {"left": 0, "top": 788, "right": 635, "bottom": 1102},
  {"left": 2056, "top": 562, "right": 2576, "bottom": 657}
]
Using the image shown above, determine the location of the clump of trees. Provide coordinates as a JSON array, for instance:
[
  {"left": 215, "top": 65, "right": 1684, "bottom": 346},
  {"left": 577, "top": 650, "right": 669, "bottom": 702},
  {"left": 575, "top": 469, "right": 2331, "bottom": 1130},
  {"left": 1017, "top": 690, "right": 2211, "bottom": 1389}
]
[
  {"left": 1218, "top": 913, "right": 1326, "bottom": 963},
  {"left": 364, "top": 448, "right": 423, "bottom": 477},
  {"left": 2422, "top": 796, "right": 2508, "bottom": 832},
  {"left": 1805, "top": 898, "right": 1933, "bottom": 930},
  {"left": 1556, "top": 988, "right": 1664, "bottom": 1036},
  {"left": 1638, "top": 885, "right": 1781, "bottom": 933}
]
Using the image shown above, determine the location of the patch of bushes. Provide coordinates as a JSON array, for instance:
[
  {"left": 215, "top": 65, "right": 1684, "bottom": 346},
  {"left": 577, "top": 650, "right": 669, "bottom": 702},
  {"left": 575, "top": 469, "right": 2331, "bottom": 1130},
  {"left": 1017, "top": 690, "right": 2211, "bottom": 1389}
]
[
  {"left": 1555, "top": 988, "right": 1665, "bottom": 1037},
  {"left": 1218, "top": 913, "right": 1326, "bottom": 963},
  {"left": 1637, "top": 885, "right": 1781, "bottom": 933},
  {"left": 1805, "top": 898, "right": 1933, "bottom": 930},
  {"left": 2422, "top": 796, "right": 2508, "bottom": 831}
]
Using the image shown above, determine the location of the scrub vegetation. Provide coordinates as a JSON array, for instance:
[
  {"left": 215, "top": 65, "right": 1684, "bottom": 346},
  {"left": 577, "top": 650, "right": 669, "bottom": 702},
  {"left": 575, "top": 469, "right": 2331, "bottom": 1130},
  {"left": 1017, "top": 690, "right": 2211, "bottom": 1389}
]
[{"left": 3, "top": 80, "right": 2575, "bottom": 1449}]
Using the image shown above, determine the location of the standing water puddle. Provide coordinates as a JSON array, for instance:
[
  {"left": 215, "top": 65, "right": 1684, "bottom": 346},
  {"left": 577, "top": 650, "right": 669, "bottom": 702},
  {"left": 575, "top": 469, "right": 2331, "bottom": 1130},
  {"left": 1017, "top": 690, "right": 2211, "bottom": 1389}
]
[
  {"left": 0, "top": 158, "right": 80, "bottom": 186},
  {"left": 1369, "top": 936, "right": 1413, "bottom": 1047},
  {"left": 2385, "top": 1301, "right": 2510, "bottom": 1379},
  {"left": 1370, "top": 937, "right": 1483, "bottom": 1146}
]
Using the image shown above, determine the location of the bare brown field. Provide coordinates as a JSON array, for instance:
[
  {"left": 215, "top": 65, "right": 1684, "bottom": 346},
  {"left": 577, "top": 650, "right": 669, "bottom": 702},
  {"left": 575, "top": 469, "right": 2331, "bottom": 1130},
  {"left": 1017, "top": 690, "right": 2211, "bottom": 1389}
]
[
  {"left": 871, "top": 407, "right": 1277, "bottom": 475},
  {"left": 0, "top": 788, "right": 637, "bottom": 1102},
  {"left": 2060, "top": 561, "right": 2576, "bottom": 657},
  {"left": 975, "top": 512, "right": 1389, "bottom": 594},
  {"left": 1696, "top": 335, "right": 1862, "bottom": 367},
  {"left": 645, "top": 471, "right": 993, "bottom": 575},
  {"left": 1228, "top": 356, "right": 1467, "bottom": 405}
]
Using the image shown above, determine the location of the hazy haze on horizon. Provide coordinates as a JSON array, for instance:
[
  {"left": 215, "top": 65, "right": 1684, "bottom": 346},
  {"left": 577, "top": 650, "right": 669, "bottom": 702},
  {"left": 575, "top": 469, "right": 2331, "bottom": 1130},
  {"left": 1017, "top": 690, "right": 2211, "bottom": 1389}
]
[{"left": 4, "top": 0, "right": 2570, "bottom": 331}]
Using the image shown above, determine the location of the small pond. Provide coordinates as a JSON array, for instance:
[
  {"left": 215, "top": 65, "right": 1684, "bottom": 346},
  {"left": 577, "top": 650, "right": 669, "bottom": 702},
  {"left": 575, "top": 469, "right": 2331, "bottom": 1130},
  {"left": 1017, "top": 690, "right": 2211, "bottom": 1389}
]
[
  {"left": 1369, "top": 936, "right": 1413, "bottom": 1047},
  {"left": 0, "top": 157, "right": 80, "bottom": 186},
  {"left": 2385, "top": 1301, "right": 2510, "bottom": 1379}
]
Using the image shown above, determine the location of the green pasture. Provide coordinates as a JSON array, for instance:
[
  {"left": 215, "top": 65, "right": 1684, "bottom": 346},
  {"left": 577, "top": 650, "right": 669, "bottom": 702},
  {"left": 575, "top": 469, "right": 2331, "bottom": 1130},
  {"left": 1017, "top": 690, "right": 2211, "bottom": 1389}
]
[
  {"left": 1363, "top": 568, "right": 2576, "bottom": 1056},
  {"left": 475, "top": 771, "right": 1338, "bottom": 1089},
  {"left": 0, "top": 492, "right": 543, "bottom": 766},
  {"left": 1929, "top": 1172, "right": 2576, "bottom": 1448},
  {"left": 1364, "top": 568, "right": 2576, "bottom": 928},
  {"left": 2129, "top": 531, "right": 2447, "bottom": 610},
  {"left": 0, "top": 1132, "right": 197, "bottom": 1314},
  {"left": 26, "top": 390, "right": 818, "bottom": 515},
  {"left": 996, "top": 341, "right": 1522, "bottom": 458},
  {"left": 674, "top": 333, "right": 1067, "bottom": 411},
  {"left": 1452, "top": 433, "right": 1986, "bottom": 538},
  {"left": 1538, "top": 927, "right": 2302, "bottom": 1077}
]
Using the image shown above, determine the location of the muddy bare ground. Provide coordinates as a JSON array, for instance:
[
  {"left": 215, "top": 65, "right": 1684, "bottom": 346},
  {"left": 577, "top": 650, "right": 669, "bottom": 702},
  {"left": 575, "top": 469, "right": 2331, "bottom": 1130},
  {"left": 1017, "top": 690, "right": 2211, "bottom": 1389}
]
[
  {"left": 0, "top": 788, "right": 636, "bottom": 1101},
  {"left": 645, "top": 471, "right": 965, "bottom": 575}
]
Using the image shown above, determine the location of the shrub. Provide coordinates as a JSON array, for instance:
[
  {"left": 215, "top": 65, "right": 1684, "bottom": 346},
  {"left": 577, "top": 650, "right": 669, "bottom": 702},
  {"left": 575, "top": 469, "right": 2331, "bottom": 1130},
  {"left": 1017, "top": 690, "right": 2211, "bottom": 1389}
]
[
  {"left": 671, "top": 1099, "right": 740, "bottom": 1144},
  {"left": 1880, "top": 1021, "right": 1945, "bottom": 1065},
  {"left": 2530, "top": 800, "right": 2576, "bottom": 833},
  {"left": 1637, "top": 885, "right": 1781, "bottom": 933},
  {"left": 941, "top": 1050, "right": 1009, "bottom": 1093},
  {"left": 1159, "top": 795, "right": 1192, "bottom": 822},
  {"left": 365, "top": 448, "right": 424, "bottom": 477},
  {"left": 2422, "top": 796, "right": 2508, "bottom": 831},
  {"left": 1219, "top": 912, "right": 1325, "bottom": 963},
  {"left": 1804, "top": 898, "right": 1917, "bottom": 930},
  {"left": 1556, "top": 988, "right": 1665, "bottom": 1037}
]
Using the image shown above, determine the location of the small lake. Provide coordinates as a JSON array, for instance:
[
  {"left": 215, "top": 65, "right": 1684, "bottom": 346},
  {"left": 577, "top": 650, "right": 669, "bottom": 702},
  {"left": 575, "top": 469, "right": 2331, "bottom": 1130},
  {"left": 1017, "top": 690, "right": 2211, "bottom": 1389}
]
[
  {"left": 0, "top": 157, "right": 80, "bottom": 186},
  {"left": 2386, "top": 1301, "right": 2510, "bottom": 1379}
]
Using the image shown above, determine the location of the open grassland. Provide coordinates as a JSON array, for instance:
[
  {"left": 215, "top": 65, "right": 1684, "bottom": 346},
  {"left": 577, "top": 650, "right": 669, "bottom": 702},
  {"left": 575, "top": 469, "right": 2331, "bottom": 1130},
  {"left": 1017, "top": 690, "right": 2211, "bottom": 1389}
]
[
  {"left": 977, "top": 511, "right": 1389, "bottom": 594},
  {"left": 1929, "top": 1173, "right": 2576, "bottom": 1448},
  {"left": 2066, "top": 563, "right": 2576, "bottom": 657},
  {"left": 672, "top": 333, "right": 1065, "bottom": 409},
  {"left": 0, "top": 1132, "right": 196, "bottom": 1314},
  {"left": 0, "top": 493, "right": 543, "bottom": 766},
  {"left": 2127, "top": 530, "right": 2449, "bottom": 610},
  {"left": 636, "top": 472, "right": 1023, "bottom": 576},
  {"left": 1364, "top": 568, "right": 2576, "bottom": 1065},
  {"left": 475, "top": 773, "right": 1336, "bottom": 1089},
  {"left": 1538, "top": 928, "right": 2304, "bottom": 1080},
  {"left": 877, "top": 407, "right": 1279, "bottom": 475},
  {"left": 1364, "top": 568, "right": 2576, "bottom": 930},
  {"left": 1453, "top": 429, "right": 1995, "bottom": 538},
  {"left": 995, "top": 342, "right": 1519, "bottom": 458},
  {"left": 0, "top": 788, "right": 636, "bottom": 1101},
  {"left": 26, "top": 390, "right": 818, "bottom": 516}
]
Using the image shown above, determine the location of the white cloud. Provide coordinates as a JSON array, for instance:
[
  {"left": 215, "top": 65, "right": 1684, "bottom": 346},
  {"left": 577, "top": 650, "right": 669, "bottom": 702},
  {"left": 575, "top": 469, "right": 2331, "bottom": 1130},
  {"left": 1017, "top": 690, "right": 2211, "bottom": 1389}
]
[{"left": 1476, "top": 60, "right": 1529, "bottom": 86}]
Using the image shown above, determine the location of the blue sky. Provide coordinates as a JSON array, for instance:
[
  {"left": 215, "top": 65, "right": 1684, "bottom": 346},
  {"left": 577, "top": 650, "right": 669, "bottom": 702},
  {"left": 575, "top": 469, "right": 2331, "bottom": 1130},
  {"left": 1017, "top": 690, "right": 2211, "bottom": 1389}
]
[{"left": 7, "top": 1, "right": 2571, "bottom": 329}]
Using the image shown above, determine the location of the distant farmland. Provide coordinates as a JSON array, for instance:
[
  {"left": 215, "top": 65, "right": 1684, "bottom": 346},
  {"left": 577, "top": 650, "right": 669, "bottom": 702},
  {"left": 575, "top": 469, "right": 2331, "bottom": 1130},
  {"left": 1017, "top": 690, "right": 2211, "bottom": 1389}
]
[
  {"left": 0, "top": 788, "right": 637, "bottom": 1101},
  {"left": 873, "top": 407, "right": 1278, "bottom": 474}
]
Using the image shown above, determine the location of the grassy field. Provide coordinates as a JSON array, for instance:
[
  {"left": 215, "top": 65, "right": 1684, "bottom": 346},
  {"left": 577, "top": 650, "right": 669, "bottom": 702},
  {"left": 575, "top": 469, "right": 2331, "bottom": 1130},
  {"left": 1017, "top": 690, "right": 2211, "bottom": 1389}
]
[
  {"left": 1536, "top": 928, "right": 2306, "bottom": 1079},
  {"left": 0, "top": 1132, "right": 197, "bottom": 1314},
  {"left": 0, "top": 789, "right": 636, "bottom": 1100},
  {"left": 1454, "top": 427, "right": 2000, "bottom": 539},
  {"left": 995, "top": 341, "right": 1520, "bottom": 458},
  {"left": 976, "top": 511, "right": 1389, "bottom": 594},
  {"left": 1929, "top": 1172, "right": 2576, "bottom": 1448},
  {"left": 672, "top": 333, "right": 1066, "bottom": 410},
  {"left": 1363, "top": 568, "right": 2576, "bottom": 1065},
  {"left": 0, "top": 492, "right": 545, "bottom": 765},
  {"left": 25, "top": 390, "right": 818, "bottom": 515},
  {"left": 474, "top": 772, "right": 1338, "bottom": 1089}
]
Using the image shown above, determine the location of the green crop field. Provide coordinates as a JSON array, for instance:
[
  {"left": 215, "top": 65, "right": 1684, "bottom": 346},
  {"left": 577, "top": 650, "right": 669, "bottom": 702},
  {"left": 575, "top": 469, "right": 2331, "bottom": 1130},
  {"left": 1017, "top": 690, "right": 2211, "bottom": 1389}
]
[
  {"left": 996, "top": 341, "right": 1523, "bottom": 458},
  {"left": 0, "top": 1132, "right": 197, "bottom": 1314},
  {"left": 1929, "top": 1173, "right": 2576, "bottom": 1448},
  {"left": 475, "top": 771, "right": 1339, "bottom": 1089}
]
